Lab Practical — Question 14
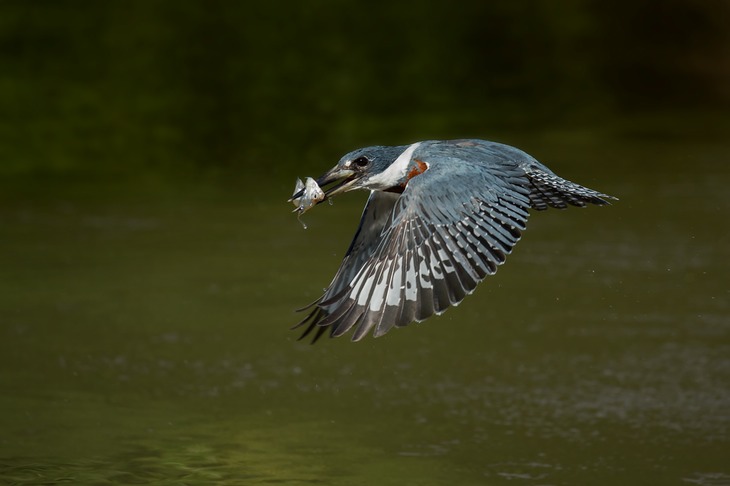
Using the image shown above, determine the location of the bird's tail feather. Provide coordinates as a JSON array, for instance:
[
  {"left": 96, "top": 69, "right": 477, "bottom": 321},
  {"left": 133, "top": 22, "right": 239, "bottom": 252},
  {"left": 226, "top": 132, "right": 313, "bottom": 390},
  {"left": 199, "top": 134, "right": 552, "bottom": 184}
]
[{"left": 525, "top": 168, "right": 616, "bottom": 210}]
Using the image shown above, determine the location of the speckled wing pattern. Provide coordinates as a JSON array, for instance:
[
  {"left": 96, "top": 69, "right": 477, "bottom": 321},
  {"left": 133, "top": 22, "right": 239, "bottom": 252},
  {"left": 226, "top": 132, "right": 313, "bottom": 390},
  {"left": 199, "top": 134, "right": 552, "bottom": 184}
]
[{"left": 294, "top": 140, "right": 613, "bottom": 342}]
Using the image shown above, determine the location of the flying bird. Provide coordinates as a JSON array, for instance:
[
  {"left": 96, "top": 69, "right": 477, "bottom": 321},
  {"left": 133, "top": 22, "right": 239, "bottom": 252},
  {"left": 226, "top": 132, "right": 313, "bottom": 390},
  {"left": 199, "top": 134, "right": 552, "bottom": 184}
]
[{"left": 290, "top": 139, "right": 615, "bottom": 342}]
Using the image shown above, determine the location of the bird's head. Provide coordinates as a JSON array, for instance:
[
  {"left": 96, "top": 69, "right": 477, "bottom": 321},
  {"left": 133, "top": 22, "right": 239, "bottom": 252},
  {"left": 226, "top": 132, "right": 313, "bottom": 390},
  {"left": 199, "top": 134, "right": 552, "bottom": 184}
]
[{"left": 292, "top": 145, "right": 419, "bottom": 203}]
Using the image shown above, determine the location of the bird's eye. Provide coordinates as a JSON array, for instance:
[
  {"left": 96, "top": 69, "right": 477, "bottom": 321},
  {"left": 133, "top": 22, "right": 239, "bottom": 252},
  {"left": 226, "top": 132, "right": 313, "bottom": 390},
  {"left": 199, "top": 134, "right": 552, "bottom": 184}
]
[{"left": 353, "top": 156, "right": 370, "bottom": 168}]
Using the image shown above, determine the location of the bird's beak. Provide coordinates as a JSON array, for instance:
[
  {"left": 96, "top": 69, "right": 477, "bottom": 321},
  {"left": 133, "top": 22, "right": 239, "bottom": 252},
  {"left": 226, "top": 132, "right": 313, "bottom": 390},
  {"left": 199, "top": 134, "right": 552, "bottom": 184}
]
[{"left": 317, "top": 166, "right": 359, "bottom": 199}]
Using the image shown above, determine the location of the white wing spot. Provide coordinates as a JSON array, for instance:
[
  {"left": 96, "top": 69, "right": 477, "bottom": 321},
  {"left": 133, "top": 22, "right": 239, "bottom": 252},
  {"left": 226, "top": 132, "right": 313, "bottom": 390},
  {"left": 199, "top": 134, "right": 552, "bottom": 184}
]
[
  {"left": 386, "top": 258, "right": 403, "bottom": 307},
  {"left": 369, "top": 280, "right": 387, "bottom": 311},
  {"left": 417, "top": 247, "right": 433, "bottom": 289},
  {"left": 405, "top": 253, "right": 418, "bottom": 301},
  {"left": 356, "top": 273, "right": 376, "bottom": 306}
]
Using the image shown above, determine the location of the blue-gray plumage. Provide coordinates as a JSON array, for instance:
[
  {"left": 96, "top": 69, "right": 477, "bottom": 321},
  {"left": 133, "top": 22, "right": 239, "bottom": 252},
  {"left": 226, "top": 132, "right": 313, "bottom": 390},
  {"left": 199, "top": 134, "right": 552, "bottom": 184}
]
[{"left": 291, "top": 139, "right": 615, "bottom": 342}]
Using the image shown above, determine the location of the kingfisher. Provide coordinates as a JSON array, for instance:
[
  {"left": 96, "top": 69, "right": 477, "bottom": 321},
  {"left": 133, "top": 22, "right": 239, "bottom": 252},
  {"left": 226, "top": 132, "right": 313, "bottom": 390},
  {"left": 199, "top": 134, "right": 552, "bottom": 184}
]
[{"left": 290, "top": 139, "right": 615, "bottom": 342}]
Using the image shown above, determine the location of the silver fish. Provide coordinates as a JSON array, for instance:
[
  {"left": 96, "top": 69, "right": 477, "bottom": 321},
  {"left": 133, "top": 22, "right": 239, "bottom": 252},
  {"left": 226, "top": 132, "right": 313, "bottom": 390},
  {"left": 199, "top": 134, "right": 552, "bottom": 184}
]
[{"left": 290, "top": 177, "right": 325, "bottom": 229}]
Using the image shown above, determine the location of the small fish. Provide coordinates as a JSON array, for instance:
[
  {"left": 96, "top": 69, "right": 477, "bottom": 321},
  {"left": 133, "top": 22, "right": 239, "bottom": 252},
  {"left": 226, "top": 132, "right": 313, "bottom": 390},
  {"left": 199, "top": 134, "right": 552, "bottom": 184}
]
[{"left": 289, "top": 177, "right": 325, "bottom": 229}]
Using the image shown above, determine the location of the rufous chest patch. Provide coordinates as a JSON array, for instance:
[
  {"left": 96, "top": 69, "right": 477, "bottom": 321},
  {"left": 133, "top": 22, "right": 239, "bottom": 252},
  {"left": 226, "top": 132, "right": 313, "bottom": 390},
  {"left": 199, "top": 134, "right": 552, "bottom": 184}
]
[{"left": 407, "top": 159, "right": 429, "bottom": 181}]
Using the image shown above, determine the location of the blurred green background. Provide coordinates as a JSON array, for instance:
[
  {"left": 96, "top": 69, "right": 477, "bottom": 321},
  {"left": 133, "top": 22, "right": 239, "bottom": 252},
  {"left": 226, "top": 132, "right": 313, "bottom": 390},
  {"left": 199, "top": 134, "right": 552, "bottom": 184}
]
[
  {"left": 1, "top": 2, "right": 729, "bottom": 485},
  {"left": 2, "top": 0, "right": 728, "bottom": 181}
]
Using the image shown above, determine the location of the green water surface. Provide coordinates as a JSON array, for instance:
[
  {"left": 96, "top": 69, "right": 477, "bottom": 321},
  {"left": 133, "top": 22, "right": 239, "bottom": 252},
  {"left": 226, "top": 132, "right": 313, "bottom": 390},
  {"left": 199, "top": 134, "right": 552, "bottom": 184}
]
[{"left": 1, "top": 135, "right": 728, "bottom": 485}]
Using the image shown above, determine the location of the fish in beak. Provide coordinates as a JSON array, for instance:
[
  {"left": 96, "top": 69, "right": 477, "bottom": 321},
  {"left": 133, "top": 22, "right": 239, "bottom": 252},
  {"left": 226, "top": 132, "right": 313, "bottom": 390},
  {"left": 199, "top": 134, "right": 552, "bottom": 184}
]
[
  {"left": 288, "top": 166, "right": 359, "bottom": 205},
  {"left": 288, "top": 166, "right": 361, "bottom": 229}
]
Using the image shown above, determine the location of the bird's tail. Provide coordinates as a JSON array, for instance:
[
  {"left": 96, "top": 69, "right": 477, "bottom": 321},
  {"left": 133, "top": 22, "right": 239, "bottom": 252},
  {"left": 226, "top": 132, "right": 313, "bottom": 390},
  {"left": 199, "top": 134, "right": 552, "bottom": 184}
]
[{"left": 524, "top": 166, "right": 616, "bottom": 210}]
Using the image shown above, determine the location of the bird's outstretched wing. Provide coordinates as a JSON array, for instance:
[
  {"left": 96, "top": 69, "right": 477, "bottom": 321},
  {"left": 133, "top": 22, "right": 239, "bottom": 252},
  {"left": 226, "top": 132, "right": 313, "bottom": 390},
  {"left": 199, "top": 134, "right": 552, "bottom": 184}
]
[{"left": 294, "top": 140, "right": 614, "bottom": 342}]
